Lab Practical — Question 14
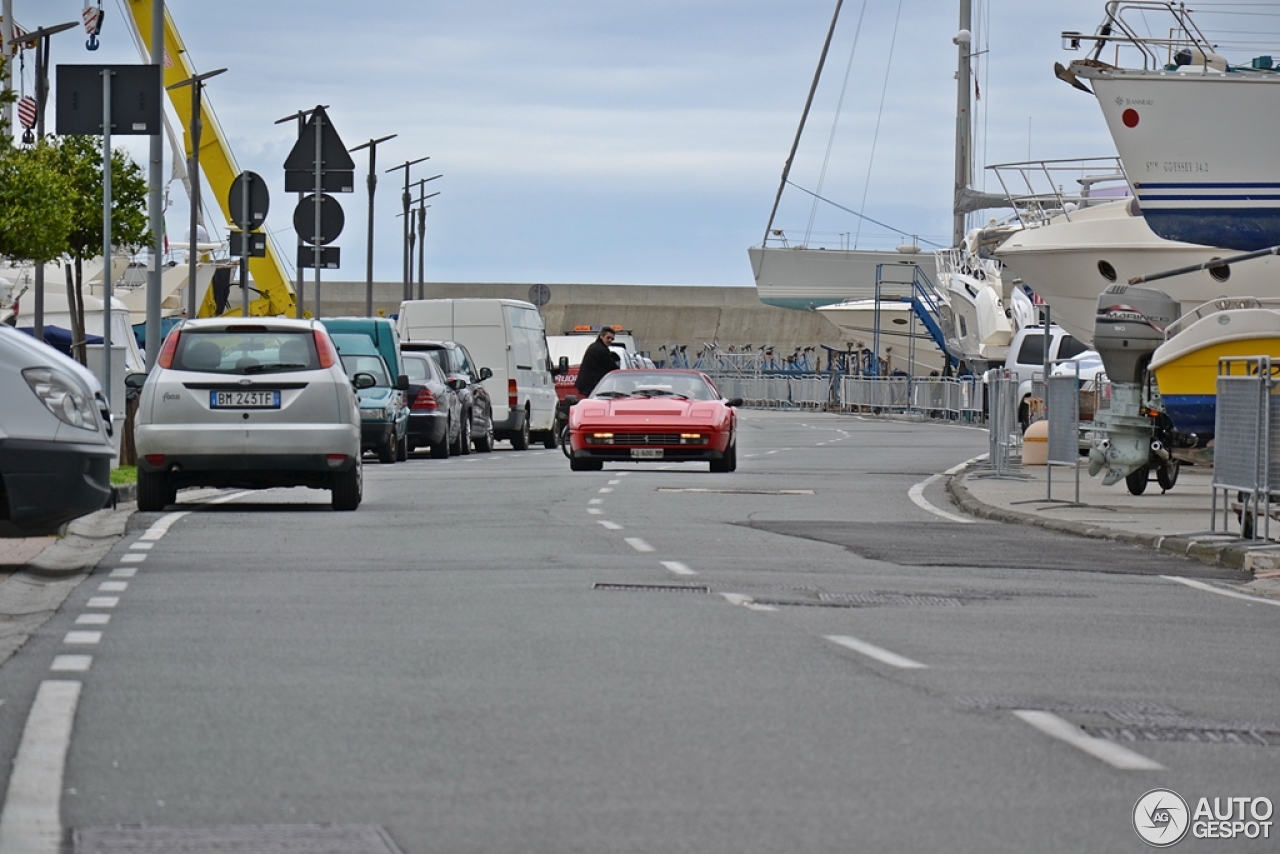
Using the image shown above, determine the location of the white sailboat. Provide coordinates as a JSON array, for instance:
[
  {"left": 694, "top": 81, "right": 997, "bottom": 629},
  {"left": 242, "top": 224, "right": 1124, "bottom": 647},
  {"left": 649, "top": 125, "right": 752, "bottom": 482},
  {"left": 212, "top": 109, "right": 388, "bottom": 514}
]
[
  {"left": 1057, "top": 1, "right": 1280, "bottom": 251},
  {"left": 749, "top": 0, "right": 1014, "bottom": 375}
]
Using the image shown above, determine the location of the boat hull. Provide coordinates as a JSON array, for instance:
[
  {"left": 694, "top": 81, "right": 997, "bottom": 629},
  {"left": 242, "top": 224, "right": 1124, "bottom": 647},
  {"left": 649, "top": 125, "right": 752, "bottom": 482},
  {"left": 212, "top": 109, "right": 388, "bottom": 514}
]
[
  {"left": 1073, "top": 65, "right": 1280, "bottom": 251},
  {"left": 816, "top": 300, "right": 947, "bottom": 376},
  {"left": 994, "top": 200, "right": 1280, "bottom": 345},
  {"left": 1149, "top": 308, "right": 1280, "bottom": 439},
  {"left": 749, "top": 246, "right": 937, "bottom": 310}
]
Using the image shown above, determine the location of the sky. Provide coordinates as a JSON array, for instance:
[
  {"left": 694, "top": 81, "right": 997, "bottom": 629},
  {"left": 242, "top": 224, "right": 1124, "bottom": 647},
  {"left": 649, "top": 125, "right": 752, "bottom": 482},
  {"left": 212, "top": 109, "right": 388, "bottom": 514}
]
[{"left": 5, "top": 1, "right": 1278, "bottom": 287}]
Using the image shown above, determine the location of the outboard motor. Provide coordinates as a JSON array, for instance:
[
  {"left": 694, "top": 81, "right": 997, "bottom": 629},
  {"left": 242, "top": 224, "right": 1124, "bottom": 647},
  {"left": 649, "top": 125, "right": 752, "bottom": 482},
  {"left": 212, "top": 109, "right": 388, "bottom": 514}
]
[{"left": 1087, "top": 285, "right": 1181, "bottom": 487}]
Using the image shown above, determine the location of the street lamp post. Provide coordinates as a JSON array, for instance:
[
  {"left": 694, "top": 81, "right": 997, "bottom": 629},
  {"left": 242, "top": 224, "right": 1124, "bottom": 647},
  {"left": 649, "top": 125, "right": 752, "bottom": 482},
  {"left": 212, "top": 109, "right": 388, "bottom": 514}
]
[
  {"left": 168, "top": 67, "right": 227, "bottom": 320},
  {"left": 349, "top": 133, "right": 396, "bottom": 317},
  {"left": 416, "top": 189, "right": 440, "bottom": 300},
  {"left": 10, "top": 20, "right": 78, "bottom": 344},
  {"left": 385, "top": 156, "right": 429, "bottom": 303}
]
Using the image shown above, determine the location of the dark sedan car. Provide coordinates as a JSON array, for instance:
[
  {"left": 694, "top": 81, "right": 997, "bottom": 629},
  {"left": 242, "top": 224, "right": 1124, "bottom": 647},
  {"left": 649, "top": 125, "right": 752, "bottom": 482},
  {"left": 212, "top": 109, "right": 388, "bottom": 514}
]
[
  {"left": 402, "top": 340, "right": 495, "bottom": 454},
  {"left": 403, "top": 351, "right": 463, "bottom": 458}
]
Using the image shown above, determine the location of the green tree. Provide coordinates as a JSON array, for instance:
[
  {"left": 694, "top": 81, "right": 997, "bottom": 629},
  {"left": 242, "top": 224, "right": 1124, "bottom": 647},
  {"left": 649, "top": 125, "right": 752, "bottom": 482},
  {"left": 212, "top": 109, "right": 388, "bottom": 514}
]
[
  {"left": 49, "top": 134, "right": 151, "bottom": 362},
  {"left": 0, "top": 54, "right": 76, "bottom": 267}
]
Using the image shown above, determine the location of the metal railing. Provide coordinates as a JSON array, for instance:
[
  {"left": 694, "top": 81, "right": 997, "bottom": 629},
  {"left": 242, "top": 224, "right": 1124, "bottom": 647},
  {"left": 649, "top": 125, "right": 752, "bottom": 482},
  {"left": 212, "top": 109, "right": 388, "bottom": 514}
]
[{"left": 1212, "top": 356, "right": 1280, "bottom": 539}]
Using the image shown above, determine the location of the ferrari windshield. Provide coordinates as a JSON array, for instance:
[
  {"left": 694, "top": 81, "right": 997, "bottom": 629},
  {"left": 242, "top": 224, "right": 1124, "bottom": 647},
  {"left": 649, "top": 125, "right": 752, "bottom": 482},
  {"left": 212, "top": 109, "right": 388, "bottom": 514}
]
[{"left": 590, "top": 371, "right": 717, "bottom": 400}]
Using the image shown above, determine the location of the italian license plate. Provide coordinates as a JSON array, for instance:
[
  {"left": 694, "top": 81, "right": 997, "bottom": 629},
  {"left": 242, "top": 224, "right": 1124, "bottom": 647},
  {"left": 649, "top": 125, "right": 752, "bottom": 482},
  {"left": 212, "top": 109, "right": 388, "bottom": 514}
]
[
  {"left": 210, "top": 390, "right": 281, "bottom": 409},
  {"left": 631, "top": 448, "right": 663, "bottom": 459}
]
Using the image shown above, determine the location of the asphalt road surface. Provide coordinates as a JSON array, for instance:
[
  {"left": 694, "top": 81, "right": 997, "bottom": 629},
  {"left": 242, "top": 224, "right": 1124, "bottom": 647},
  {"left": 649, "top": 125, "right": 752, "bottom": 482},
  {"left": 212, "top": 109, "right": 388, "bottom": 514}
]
[{"left": 1, "top": 411, "right": 1276, "bottom": 854}]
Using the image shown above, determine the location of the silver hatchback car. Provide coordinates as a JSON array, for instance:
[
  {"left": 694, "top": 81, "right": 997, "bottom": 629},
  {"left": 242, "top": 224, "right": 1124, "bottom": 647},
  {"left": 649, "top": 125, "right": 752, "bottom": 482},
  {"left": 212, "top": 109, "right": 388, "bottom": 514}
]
[{"left": 130, "top": 318, "right": 366, "bottom": 512}]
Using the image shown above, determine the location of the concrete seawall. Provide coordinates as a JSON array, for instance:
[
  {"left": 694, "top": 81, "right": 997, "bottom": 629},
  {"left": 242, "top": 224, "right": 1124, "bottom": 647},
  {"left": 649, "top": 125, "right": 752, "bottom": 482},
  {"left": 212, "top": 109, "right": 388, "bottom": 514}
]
[{"left": 313, "top": 281, "right": 854, "bottom": 361}]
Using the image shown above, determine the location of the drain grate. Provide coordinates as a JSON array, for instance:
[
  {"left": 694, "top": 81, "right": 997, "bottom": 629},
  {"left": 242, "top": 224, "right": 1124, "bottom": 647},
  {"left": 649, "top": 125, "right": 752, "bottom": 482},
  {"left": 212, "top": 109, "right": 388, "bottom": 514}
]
[
  {"left": 1082, "top": 726, "right": 1274, "bottom": 746},
  {"left": 593, "top": 583, "right": 710, "bottom": 594},
  {"left": 959, "top": 697, "right": 1280, "bottom": 747},
  {"left": 74, "top": 824, "right": 405, "bottom": 854}
]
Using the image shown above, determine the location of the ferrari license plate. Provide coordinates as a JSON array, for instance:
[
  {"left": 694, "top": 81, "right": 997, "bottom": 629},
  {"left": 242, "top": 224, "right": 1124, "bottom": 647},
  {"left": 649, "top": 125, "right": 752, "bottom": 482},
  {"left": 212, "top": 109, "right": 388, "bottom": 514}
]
[
  {"left": 631, "top": 448, "right": 663, "bottom": 459},
  {"left": 210, "top": 390, "right": 281, "bottom": 409}
]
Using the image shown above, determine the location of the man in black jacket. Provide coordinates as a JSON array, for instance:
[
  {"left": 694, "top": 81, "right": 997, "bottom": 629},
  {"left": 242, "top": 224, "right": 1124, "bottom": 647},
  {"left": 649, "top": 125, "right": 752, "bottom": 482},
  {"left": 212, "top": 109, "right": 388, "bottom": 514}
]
[{"left": 575, "top": 328, "right": 621, "bottom": 396}]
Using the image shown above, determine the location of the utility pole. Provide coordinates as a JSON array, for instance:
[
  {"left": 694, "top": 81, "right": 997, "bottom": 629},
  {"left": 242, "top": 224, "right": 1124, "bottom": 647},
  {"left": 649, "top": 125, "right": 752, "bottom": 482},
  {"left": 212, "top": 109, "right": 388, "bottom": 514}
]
[
  {"left": 349, "top": 133, "right": 396, "bottom": 317},
  {"left": 168, "top": 67, "right": 227, "bottom": 320}
]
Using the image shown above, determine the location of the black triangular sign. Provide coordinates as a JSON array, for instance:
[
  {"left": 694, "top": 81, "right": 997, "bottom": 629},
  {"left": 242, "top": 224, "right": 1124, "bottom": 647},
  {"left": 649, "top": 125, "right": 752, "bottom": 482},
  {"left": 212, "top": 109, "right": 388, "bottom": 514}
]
[{"left": 282, "top": 105, "right": 356, "bottom": 172}]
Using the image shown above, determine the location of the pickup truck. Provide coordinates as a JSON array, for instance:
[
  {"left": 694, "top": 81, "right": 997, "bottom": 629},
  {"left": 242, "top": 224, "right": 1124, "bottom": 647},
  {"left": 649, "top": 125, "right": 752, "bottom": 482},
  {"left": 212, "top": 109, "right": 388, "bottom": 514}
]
[{"left": 1004, "top": 323, "right": 1092, "bottom": 429}]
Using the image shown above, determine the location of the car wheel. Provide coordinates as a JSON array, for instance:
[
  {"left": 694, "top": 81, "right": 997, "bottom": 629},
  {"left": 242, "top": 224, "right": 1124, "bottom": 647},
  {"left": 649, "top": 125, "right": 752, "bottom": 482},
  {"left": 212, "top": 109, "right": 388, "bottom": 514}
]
[
  {"left": 431, "top": 420, "right": 450, "bottom": 459},
  {"left": 458, "top": 415, "right": 471, "bottom": 455},
  {"left": 474, "top": 415, "right": 494, "bottom": 453},
  {"left": 570, "top": 458, "right": 603, "bottom": 472},
  {"left": 542, "top": 429, "right": 557, "bottom": 449},
  {"left": 378, "top": 434, "right": 396, "bottom": 464},
  {"left": 512, "top": 411, "right": 531, "bottom": 450},
  {"left": 725, "top": 441, "right": 737, "bottom": 472},
  {"left": 710, "top": 448, "right": 730, "bottom": 473},
  {"left": 137, "top": 468, "right": 173, "bottom": 512},
  {"left": 396, "top": 432, "right": 408, "bottom": 462},
  {"left": 331, "top": 461, "right": 362, "bottom": 511}
]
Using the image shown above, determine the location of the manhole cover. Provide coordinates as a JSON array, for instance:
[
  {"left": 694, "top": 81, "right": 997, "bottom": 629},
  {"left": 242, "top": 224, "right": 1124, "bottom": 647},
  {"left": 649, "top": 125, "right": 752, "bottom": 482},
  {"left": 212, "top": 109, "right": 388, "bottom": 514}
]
[
  {"left": 593, "top": 583, "right": 710, "bottom": 593},
  {"left": 74, "top": 824, "right": 405, "bottom": 854}
]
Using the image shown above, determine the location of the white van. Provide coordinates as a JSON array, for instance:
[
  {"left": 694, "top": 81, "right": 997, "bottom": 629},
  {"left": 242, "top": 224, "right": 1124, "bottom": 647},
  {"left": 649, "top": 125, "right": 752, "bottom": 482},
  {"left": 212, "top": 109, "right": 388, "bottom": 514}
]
[{"left": 397, "top": 299, "right": 558, "bottom": 449}]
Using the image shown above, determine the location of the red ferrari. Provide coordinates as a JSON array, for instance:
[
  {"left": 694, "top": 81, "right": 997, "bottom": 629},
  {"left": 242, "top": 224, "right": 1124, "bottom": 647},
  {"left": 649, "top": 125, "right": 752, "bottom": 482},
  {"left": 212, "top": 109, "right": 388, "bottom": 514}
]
[{"left": 566, "top": 370, "right": 741, "bottom": 472}]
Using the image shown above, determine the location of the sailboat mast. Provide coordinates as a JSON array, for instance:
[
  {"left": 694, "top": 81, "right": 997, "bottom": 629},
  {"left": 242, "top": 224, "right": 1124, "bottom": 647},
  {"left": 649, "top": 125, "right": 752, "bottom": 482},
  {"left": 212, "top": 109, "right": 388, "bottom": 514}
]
[
  {"left": 758, "top": 0, "right": 844, "bottom": 260},
  {"left": 953, "top": 0, "right": 972, "bottom": 249}
]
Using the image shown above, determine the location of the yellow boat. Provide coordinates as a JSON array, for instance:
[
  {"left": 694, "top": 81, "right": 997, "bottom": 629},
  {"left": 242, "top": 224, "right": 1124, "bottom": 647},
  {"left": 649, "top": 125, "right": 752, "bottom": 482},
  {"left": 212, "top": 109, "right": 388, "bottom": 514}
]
[{"left": 1149, "top": 298, "right": 1280, "bottom": 440}]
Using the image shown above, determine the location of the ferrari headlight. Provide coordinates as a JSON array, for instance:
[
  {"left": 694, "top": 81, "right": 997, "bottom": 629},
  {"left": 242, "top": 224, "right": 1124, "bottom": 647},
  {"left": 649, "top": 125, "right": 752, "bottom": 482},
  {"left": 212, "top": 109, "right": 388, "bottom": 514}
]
[
  {"left": 680, "top": 433, "right": 708, "bottom": 444},
  {"left": 22, "top": 367, "right": 98, "bottom": 431},
  {"left": 586, "top": 432, "right": 615, "bottom": 445}
]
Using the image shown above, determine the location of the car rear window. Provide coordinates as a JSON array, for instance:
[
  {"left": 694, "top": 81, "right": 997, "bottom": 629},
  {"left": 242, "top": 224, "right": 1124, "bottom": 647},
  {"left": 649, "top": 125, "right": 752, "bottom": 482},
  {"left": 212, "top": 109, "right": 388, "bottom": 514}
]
[
  {"left": 403, "top": 354, "right": 438, "bottom": 383},
  {"left": 171, "top": 330, "right": 319, "bottom": 374}
]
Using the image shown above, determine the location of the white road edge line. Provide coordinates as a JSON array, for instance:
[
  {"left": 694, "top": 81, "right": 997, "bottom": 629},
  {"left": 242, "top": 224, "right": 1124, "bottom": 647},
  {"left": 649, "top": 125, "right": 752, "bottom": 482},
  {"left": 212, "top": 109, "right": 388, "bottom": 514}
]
[
  {"left": 1012, "top": 710, "right": 1164, "bottom": 770},
  {"left": 907, "top": 454, "right": 989, "bottom": 524},
  {"left": 1161, "top": 575, "right": 1280, "bottom": 608},
  {"left": 661, "top": 561, "right": 697, "bottom": 576},
  {"left": 0, "top": 680, "right": 82, "bottom": 854},
  {"left": 824, "top": 635, "right": 927, "bottom": 669}
]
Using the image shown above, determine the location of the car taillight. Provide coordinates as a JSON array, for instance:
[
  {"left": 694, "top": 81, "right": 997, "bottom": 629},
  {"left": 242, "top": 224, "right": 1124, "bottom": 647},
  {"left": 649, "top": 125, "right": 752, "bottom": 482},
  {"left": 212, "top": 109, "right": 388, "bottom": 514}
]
[
  {"left": 144, "top": 454, "right": 165, "bottom": 466},
  {"left": 411, "top": 388, "right": 437, "bottom": 410},
  {"left": 156, "top": 330, "right": 181, "bottom": 368},
  {"left": 508, "top": 379, "right": 518, "bottom": 407},
  {"left": 313, "top": 331, "right": 337, "bottom": 368}
]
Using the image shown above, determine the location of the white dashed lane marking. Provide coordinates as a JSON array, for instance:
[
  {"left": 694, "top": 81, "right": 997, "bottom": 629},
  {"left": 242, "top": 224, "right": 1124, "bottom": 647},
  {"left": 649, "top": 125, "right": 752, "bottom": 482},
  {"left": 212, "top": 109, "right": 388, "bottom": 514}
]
[
  {"left": 661, "top": 561, "right": 696, "bottom": 576},
  {"left": 720, "top": 593, "right": 777, "bottom": 612},
  {"left": 599, "top": 488, "right": 613, "bottom": 494},
  {"left": 50, "top": 656, "right": 92, "bottom": 672},
  {"left": 109, "top": 567, "right": 136, "bottom": 578},
  {"left": 624, "top": 538, "right": 654, "bottom": 553},
  {"left": 97, "top": 582, "right": 127, "bottom": 593},
  {"left": 86, "top": 597, "right": 118, "bottom": 608},
  {"left": 117, "top": 553, "right": 147, "bottom": 564},
  {"left": 598, "top": 521, "right": 623, "bottom": 530},
  {"left": 75, "top": 615, "right": 109, "bottom": 626},
  {"left": 1012, "top": 710, "right": 1164, "bottom": 770},
  {"left": 825, "top": 635, "right": 927, "bottom": 669},
  {"left": 63, "top": 632, "right": 101, "bottom": 645}
]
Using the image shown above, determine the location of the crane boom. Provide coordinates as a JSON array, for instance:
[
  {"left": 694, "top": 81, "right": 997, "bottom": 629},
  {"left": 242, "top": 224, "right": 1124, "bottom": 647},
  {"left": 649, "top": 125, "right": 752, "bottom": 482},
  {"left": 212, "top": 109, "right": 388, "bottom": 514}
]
[{"left": 123, "top": 0, "right": 297, "bottom": 318}]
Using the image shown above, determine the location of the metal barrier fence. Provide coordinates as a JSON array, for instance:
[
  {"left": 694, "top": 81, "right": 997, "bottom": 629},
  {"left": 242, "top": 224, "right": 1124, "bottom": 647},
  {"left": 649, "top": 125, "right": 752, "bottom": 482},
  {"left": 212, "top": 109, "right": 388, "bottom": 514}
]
[
  {"left": 984, "top": 370, "right": 1021, "bottom": 476},
  {"left": 1212, "top": 356, "right": 1280, "bottom": 538},
  {"left": 704, "top": 372, "right": 985, "bottom": 422}
]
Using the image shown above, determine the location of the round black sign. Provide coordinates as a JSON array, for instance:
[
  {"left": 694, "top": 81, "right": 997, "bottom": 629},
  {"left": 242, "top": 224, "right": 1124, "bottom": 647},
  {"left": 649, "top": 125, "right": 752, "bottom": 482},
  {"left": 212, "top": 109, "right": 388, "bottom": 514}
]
[
  {"left": 292, "top": 194, "right": 344, "bottom": 246},
  {"left": 527, "top": 283, "right": 551, "bottom": 307},
  {"left": 228, "top": 171, "right": 270, "bottom": 231}
]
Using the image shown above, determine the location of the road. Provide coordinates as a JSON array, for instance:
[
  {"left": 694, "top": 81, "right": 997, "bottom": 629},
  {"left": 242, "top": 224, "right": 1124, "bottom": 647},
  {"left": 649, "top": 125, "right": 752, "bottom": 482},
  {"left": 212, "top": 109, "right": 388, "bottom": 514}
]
[{"left": 1, "top": 411, "right": 1276, "bottom": 853}]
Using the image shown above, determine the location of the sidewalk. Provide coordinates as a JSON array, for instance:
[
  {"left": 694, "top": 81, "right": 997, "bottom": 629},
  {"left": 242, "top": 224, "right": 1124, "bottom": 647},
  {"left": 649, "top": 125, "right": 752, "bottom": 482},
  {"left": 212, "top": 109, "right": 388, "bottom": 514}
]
[{"left": 949, "top": 459, "right": 1280, "bottom": 583}]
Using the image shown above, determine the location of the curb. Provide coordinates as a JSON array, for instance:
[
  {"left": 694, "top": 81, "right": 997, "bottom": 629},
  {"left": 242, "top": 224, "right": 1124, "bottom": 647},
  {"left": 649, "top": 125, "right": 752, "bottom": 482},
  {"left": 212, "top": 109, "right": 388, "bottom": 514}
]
[{"left": 946, "top": 472, "right": 1280, "bottom": 576}]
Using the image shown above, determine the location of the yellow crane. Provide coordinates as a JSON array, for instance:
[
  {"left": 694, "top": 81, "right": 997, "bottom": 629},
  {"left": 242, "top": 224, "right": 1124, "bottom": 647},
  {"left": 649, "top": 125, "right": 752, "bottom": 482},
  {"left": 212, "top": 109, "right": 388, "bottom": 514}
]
[{"left": 122, "top": 0, "right": 298, "bottom": 318}]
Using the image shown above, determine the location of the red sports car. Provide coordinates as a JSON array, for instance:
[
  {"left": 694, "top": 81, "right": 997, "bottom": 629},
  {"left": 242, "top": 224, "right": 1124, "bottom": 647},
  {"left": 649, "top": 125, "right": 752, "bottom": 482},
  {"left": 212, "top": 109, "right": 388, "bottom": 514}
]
[{"left": 567, "top": 369, "right": 741, "bottom": 472}]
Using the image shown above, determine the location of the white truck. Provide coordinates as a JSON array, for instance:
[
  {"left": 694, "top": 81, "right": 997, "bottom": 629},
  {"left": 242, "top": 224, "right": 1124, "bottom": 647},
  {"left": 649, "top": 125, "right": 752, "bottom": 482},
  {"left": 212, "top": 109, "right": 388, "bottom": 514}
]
[{"left": 397, "top": 299, "right": 559, "bottom": 449}]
